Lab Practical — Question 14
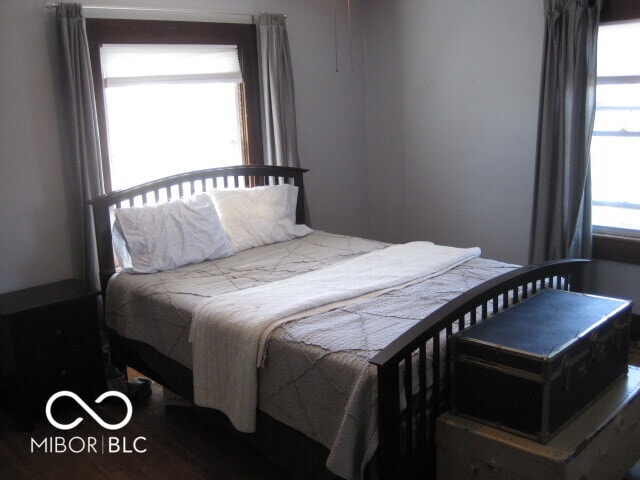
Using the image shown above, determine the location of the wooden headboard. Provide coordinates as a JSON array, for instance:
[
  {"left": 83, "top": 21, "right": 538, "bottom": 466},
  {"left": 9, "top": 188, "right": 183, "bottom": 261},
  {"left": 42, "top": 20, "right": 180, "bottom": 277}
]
[{"left": 89, "top": 165, "right": 309, "bottom": 292}]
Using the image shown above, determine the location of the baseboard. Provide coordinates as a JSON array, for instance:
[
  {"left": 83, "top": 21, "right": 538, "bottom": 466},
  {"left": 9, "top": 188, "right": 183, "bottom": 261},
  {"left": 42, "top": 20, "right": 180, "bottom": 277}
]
[{"left": 631, "top": 313, "right": 640, "bottom": 342}]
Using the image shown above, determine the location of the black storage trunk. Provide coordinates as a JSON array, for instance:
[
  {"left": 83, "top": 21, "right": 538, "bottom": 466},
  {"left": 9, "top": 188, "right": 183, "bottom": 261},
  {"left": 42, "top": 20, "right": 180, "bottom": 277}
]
[{"left": 450, "top": 290, "right": 632, "bottom": 443}]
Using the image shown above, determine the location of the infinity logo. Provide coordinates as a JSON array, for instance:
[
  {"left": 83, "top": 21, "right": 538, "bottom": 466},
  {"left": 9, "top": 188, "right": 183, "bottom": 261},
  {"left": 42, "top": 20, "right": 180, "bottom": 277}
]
[{"left": 46, "top": 391, "right": 133, "bottom": 431}]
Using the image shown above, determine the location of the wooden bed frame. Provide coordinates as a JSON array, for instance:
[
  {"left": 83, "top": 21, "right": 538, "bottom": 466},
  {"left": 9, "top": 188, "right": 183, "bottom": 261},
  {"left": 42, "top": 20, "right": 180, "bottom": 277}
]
[{"left": 89, "top": 164, "right": 589, "bottom": 480}]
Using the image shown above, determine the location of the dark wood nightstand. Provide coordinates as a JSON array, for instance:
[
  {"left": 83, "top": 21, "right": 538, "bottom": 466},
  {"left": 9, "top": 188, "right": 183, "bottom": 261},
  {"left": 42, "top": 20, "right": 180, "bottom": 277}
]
[{"left": 0, "top": 279, "right": 105, "bottom": 429}]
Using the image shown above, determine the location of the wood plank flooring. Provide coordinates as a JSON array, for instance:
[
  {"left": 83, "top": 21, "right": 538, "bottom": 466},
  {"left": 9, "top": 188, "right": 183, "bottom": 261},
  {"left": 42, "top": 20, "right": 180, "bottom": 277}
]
[
  {"left": 2, "top": 344, "right": 640, "bottom": 480},
  {"left": 0, "top": 375, "right": 292, "bottom": 480}
]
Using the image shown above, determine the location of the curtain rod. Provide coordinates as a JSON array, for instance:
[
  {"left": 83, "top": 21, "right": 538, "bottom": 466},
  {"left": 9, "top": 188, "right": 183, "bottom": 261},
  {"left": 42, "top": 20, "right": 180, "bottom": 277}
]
[{"left": 43, "top": 2, "right": 286, "bottom": 18}]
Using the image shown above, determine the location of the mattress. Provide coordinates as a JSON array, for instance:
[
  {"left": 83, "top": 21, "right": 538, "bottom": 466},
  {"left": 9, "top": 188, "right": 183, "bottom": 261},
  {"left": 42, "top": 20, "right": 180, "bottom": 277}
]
[{"left": 105, "top": 231, "right": 516, "bottom": 479}]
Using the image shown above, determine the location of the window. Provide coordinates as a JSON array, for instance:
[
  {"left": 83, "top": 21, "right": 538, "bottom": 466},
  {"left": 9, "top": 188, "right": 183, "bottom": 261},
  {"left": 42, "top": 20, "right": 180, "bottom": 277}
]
[
  {"left": 87, "top": 19, "right": 263, "bottom": 192},
  {"left": 100, "top": 44, "right": 245, "bottom": 190},
  {"left": 591, "top": 20, "right": 640, "bottom": 237}
]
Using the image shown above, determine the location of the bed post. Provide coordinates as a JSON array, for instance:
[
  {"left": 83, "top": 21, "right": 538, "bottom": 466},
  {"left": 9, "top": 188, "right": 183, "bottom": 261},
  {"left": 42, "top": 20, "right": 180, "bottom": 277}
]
[
  {"left": 377, "top": 363, "right": 402, "bottom": 479},
  {"left": 294, "top": 172, "right": 306, "bottom": 226},
  {"left": 89, "top": 197, "right": 116, "bottom": 294},
  {"left": 567, "top": 258, "right": 587, "bottom": 292}
]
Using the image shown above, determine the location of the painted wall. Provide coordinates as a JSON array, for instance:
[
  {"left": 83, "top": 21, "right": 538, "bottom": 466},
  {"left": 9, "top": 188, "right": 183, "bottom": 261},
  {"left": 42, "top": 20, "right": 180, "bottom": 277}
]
[
  {"left": 0, "top": 1, "right": 73, "bottom": 292},
  {"left": 0, "top": 0, "right": 370, "bottom": 294},
  {"left": 363, "top": 0, "right": 639, "bottom": 312},
  {"left": 364, "top": 0, "right": 542, "bottom": 264},
  {"left": 592, "top": 260, "right": 640, "bottom": 311}
]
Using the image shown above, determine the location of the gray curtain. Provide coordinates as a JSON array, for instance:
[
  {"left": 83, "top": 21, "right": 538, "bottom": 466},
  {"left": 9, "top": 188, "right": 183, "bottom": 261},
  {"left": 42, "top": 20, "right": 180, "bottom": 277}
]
[
  {"left": 529, "top": 0, "right": 601, "bottom": 263},
  {"left": 56, "top": 3, "right": 104, "bottom": 289},
  {"left": 255, "top": 14, "right": 300, "bottom": 168}
]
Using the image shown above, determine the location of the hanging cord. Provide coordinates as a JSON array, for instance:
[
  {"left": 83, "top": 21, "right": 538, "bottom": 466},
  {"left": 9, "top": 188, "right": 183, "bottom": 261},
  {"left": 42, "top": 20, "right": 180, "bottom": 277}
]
[
  {"left": 333, "top": 0, "right": 353, "bottom": 72},
  {"left": 334, "top": 0, "right": 339, "bottom": 72},
  {"left": 347, "top": 0, "right": 353, "bottom": 71}
]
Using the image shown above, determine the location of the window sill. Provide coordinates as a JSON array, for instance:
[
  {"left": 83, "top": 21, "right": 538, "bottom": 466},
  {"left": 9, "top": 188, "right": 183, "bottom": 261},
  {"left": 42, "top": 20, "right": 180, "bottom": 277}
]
[{"left": 592, "top": 233, "right": 640, "bottom": 264}]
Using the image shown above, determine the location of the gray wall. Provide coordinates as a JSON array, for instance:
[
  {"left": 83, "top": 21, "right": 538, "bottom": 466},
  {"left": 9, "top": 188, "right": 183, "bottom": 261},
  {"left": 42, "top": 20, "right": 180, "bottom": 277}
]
[
  {"left": 363, "top": 0, "right": 639, "bottom": 312},
  {"left": 365, "top": 0, "right": 542, "bottom": 265},
  {"left": 1, "top": 0, "right": 638, "bottom": 313}
]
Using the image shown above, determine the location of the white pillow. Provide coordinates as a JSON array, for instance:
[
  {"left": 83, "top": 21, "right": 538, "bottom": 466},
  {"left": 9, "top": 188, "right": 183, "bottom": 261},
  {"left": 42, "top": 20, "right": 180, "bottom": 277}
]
[
  {"left": 112, "top": 193, "right": 234, "bottom": 273},
  {"left": 209, "top": 184, "right": 313, "bottom": 252}
]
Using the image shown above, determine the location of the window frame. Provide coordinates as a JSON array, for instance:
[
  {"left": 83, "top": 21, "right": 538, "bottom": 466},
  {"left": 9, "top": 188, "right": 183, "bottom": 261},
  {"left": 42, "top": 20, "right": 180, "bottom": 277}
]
[
  {"left": 86, "top": 18, "right": 263, "bottom": 193},
  {"left": 592, "top": 5, "right": 640, "bottom": 264},
  {"left": 600, "top": 0, "right": 640, "bottom": 23},
  {"left": 593, "top": 233, "right": 640, "bottom": 263},
  {"left": 591, "top": 73, "right": 640, "bottom": 239}
]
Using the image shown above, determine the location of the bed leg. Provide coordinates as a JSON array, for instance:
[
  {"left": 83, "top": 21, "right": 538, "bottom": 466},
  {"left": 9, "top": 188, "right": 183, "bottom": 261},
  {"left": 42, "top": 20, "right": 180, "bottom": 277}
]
[{"left": 106, "top": 335, "right": 130, "bottom": 389}]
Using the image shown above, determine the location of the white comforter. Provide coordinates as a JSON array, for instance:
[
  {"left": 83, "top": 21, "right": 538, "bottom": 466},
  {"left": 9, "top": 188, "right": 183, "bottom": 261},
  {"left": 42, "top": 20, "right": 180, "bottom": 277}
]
[{"left": 189, "top": 241, "right": 481, "bottom": 433}]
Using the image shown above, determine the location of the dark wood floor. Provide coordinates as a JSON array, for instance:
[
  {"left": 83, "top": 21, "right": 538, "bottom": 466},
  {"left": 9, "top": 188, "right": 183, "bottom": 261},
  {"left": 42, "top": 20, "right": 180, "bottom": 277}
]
[
  {"left": 2, "top": 344, "right": 640, "bottom": 480},
  {"left": 0, "top": 374, "right": 293, "bottom": 480}
]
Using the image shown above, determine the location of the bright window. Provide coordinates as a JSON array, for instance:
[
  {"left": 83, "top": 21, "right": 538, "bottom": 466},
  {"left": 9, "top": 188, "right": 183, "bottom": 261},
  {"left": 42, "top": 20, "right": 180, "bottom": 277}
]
[
  {"left": 591, "top": 20, "right": 640, "bottom": 235},
  {"left": 100, "top": 44, "right": 244, "bottom": 191},
  {"left": 87, "top": 19, "right": 263, "bottom": 194}
]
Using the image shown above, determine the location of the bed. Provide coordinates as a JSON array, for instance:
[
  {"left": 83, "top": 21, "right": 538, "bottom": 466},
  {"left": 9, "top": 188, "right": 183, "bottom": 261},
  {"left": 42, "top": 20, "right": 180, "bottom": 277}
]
[{"left": 89, "top": 164, "right": 588, "bottom": 480}]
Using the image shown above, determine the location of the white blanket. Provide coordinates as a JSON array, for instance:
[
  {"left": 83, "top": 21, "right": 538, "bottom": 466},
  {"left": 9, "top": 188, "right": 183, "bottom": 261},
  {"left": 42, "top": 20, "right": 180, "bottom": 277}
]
[{"left": 189, "top": 241, "right": 480, "bottom": 432}]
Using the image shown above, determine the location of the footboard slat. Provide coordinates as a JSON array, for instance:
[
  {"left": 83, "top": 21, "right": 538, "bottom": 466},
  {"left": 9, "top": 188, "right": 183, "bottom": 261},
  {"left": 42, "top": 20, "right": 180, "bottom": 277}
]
[
  {"left": 370, "top": 259, "right": 589, "bottom": 480},
  {"left": 417, "top": 345, "right": 427, "bottom": 448},
  {"left": 431, "top": 332, "right": 441, "bottom": 437},
  {"left": 377, "top": 363, "right": 402, "bottom": 478},
  {"left": 403, "top": 352, "right": 413, "bottom": 453}
]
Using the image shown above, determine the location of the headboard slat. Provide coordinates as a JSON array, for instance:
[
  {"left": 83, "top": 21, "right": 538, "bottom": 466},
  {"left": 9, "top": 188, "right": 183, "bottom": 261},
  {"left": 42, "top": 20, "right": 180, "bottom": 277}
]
[{"left": 89, "top": 165, "right": 309, "bottom": 293}]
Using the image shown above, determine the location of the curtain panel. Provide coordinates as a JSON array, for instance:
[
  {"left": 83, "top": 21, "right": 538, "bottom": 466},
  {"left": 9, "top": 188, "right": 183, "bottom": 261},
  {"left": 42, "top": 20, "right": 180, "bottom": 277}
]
[
  {"left": 529, "top": 0, "right": 601, "bottom": 263},
  {"left": 255, "top": 14, "right": 301, "bottom": 168},
  {"left": 56, "top": 3, "right": 105, "bottom": 289}
]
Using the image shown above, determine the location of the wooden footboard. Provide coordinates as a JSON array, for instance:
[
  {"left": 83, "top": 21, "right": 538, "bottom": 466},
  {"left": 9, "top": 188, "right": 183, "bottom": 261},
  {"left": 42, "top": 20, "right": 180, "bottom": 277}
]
[{"left": 369, "top": 259, "right": 589, "bottom": 480}]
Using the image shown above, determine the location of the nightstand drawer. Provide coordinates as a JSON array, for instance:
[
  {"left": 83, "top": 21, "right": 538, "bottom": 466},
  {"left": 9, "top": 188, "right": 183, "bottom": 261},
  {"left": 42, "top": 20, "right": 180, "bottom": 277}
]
[
  {"left": 0, "top": 280, "right": 105, "bottom": 428},
  {"left": 10, "top": 297, "right": 98, "bottom": 362},
  {"left": 19, "top": 345, "right": 103, "bottom": 403}
]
